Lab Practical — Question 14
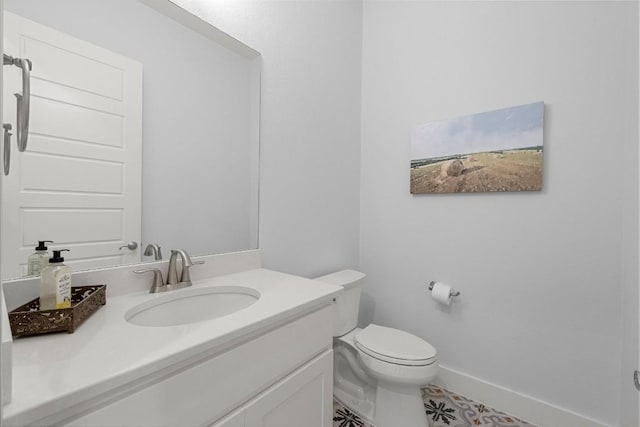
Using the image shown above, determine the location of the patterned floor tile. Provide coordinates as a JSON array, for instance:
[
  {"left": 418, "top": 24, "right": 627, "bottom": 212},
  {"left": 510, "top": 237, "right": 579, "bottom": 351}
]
[
  {"left": 333, "top": 385, "right": 538, "bottom": 427},
  {"left": 333, "top": 399, "right": 375, "bottom": 427},
  {"left": 422, "top": 385, "right": 537, "bottom": 427}
]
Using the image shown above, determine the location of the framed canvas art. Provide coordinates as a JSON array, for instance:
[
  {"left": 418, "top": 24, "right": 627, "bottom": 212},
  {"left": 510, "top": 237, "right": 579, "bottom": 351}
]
[{"left": 410, "top": 102, "right": 544, "bottom": 194}]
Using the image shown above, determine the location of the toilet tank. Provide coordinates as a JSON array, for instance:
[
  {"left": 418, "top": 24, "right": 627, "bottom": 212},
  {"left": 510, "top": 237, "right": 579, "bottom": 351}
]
[{"left": 314, "top": 270, "right": 365, "bottom": 337}]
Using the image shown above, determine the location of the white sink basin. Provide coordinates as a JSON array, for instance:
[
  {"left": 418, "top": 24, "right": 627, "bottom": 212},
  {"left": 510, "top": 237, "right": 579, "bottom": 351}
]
[{"left": 125, "top": 286, "right": 260, "bottom": 327}]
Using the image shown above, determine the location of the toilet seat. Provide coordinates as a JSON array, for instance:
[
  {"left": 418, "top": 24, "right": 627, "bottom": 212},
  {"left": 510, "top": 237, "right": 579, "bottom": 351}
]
[{"left": 354, "top": 324, "right": 437, "bottom": 366}]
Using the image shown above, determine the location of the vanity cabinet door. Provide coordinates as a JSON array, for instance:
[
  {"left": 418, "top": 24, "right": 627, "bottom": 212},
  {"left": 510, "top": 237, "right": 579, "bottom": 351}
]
[{"left": 244, "top": 350, "right": 333, "bottom": 427}]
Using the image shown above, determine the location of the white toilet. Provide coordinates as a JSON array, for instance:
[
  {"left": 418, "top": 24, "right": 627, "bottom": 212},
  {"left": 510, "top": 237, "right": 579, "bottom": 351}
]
[{"left": 315, "top": 270, "right": 438, "bottom": 427}]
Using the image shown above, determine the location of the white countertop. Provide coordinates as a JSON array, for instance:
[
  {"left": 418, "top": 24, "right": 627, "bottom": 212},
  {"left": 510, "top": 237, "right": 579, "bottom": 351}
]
[{"left": 2, "top": 268, "right": 342, "bottom": 426}]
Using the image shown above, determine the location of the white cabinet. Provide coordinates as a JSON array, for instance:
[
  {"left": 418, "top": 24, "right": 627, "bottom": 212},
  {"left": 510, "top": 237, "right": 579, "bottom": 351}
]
[
  {"left": 211, "top": 351, "right": 332, "bottom": 427},
  {"left": 245, "top": 351, "right": 332, "bottom": 427},
  {"left": 60, "top": 306, "right": 333, "bottom": 427}
]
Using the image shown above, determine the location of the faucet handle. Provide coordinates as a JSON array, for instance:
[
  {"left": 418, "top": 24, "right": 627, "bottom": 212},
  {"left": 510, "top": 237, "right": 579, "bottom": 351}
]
[
  {"left": 180, "top": 260, "right": 204, "bottom": 284},
  {"left": 133, "top": 268, "right": 165, "bottom": 293}
]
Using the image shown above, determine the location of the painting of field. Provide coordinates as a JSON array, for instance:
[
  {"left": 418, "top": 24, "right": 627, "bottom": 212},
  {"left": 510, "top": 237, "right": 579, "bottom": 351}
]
[
  {"left": 410, "top": 149, "right": 542, "bottom": 193},
  {"left": 411, "top": 102, "right": 544, "bottom": 194}
]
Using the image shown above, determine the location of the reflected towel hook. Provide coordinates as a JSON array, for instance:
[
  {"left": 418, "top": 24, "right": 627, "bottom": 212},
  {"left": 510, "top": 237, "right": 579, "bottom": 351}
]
[
  {"left": 4, "top": 53, "right": 32, "bottom": 152},
  {"left": 3, "top": 124, "right": 11, "bottom": 176}
]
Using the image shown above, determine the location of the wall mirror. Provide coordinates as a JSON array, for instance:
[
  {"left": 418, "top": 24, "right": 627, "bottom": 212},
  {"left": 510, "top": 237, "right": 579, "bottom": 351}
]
[{"left": 1, "top": 0, "right": 261, "bottom": 280}]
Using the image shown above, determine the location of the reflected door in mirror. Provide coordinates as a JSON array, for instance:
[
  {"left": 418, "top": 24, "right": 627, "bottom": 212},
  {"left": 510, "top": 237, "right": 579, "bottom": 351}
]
[{"left": 2, "top": 12, "right": 142, "bottom": 278}]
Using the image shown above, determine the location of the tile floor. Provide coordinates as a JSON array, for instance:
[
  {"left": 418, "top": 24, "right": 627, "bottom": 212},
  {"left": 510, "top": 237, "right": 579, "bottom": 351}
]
[{"left": 333, "top": 385, "right": 538, "bottom": 427}]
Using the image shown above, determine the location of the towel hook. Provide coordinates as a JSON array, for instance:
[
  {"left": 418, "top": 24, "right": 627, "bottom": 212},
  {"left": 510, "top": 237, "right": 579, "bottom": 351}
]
[
  {"left": 3, "top": 124, "right": 11, "bottom": 176},
  {"left": 4, "top": 54, "right": 32, "bottom": 152}
]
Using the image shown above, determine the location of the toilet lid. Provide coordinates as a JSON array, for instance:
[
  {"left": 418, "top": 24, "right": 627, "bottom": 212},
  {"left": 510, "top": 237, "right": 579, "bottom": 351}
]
[{"left": 354, "top": 324, "right": 437, "bottom": 366}]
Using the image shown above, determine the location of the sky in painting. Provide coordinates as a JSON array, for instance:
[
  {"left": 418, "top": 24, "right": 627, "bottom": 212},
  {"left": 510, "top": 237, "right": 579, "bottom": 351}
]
[{"left": 411, "top": 102, "right": 544, "bottom": 160}]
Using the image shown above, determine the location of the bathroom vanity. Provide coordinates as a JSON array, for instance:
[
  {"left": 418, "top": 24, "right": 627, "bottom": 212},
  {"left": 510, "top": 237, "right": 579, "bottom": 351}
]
[{"left": 1, "top": 255, "right": 341, "bottom": 426}]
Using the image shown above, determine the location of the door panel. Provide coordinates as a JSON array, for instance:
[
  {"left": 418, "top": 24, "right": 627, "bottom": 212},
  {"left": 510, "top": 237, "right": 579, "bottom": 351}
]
[{"left": 2, "top": 12, "right": 142, "bottom": 278}]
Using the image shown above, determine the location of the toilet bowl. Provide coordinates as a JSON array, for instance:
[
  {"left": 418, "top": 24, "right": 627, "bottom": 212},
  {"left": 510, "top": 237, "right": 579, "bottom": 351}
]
[{"left": 315, "top": 270, "right": 438, "bottom": 427}]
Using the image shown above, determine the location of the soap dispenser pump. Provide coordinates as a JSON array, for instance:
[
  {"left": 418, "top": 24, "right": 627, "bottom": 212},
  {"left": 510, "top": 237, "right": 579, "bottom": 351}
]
[
  {"left": 40, "top": 249, "right": 71, "bottom": 310},
  {"left": 27, "top": 240, "right": 53, "bottom": 276}
]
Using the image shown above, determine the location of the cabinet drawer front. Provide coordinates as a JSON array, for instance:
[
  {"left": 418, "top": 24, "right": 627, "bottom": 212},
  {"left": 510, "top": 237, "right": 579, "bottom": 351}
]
[{"left": 65, "top": 307, "right": 333, "bottom": 427}]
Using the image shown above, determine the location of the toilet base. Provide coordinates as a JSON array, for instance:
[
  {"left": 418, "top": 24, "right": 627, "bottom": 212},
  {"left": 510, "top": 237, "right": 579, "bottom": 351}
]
[
  {"left": 375, "top": 380, "right": 429, "bottom": 427},
  {"left": 333, "top": 328, "right": 436, "bottom": 427},
  {"left": 334, "top": 381, "right": 375, "bottom": 421}
]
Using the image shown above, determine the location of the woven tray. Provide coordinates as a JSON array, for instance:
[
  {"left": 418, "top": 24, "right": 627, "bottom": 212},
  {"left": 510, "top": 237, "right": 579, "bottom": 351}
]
[{"left": 9, "top": 285, "right": 106, "bottom": 338}]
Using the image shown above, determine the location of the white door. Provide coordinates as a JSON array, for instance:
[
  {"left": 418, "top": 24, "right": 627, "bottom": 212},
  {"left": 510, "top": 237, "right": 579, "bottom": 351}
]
[{"left": 2, "top": 12, "right": 142, "bottom": 278}]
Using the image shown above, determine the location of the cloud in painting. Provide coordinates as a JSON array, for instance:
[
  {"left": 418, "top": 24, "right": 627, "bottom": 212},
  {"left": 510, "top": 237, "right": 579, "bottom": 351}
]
[{"left": 411, "top": 102, "right": 544, "bottom": 160}]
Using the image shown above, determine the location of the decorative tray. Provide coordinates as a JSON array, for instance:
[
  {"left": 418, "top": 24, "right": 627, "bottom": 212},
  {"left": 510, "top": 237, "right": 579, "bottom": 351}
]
[{"left": 8, "top": 285, "right": 107, "bottom": 338}]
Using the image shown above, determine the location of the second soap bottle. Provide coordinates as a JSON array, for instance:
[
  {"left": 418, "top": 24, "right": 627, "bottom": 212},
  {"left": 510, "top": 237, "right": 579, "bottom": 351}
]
[{"left": 27, "top": 240, "right": 53, "bottom": 276}]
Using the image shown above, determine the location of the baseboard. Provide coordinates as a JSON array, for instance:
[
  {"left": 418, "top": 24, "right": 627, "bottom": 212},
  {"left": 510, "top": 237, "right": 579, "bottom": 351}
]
[{"left": 433, "top": 366, "right": 610, "bottom": 427}]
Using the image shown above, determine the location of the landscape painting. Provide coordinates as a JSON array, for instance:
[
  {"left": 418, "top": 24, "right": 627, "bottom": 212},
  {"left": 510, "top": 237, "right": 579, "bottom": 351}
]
[{"left": 410, "top": 102, "right": 544, "bottom": 194}]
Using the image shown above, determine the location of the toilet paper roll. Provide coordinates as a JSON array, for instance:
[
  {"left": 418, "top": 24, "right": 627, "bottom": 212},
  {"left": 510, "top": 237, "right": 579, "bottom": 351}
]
[{"left": 431, "top": 282, "right": 453, "bottom": 305}]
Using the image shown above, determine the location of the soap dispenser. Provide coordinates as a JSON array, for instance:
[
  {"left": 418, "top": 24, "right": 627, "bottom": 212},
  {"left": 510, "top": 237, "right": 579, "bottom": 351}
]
[
  {"left": 27, "top": 240, "right": 53, "bottom": 276},
  {"left": 40, "top": 249, "right": 71, "bottom": 310}
]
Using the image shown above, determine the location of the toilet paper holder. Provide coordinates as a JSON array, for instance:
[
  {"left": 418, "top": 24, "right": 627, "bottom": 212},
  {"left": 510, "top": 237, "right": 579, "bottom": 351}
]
[{"left": 428, "top": 281, "right": 460, "bottom": 297}]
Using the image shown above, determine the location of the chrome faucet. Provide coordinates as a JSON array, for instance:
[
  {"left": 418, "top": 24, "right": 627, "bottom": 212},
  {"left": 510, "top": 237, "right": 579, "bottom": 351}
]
[
  {"left": 143, "top": 243, "right": 163, "bottom": 260},
  {"left": 134, "top": 249, "right": 203, "bottom": 293},
  {"left": 167, "top": 249, "right": 204, "bottom": 286}
]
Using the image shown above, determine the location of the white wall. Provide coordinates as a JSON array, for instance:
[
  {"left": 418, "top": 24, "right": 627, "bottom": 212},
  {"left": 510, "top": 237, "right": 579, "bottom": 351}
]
[
  {"left": 172, "top": 0, "right": 363, "bottom": 277},
  {"left": 360, "top": 1, "right": 637, "bottom": 426},
  {"left": 4, "top": 0, "right": 257, "bottom": 257}
]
